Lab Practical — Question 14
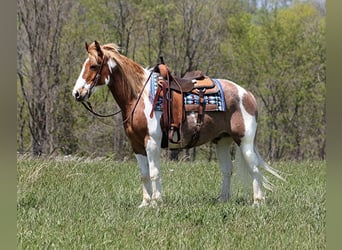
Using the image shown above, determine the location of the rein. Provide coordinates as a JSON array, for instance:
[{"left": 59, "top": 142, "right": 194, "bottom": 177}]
[
  {"left": 81, "top": 101, "right": 121, "bottom": 117},
  {"left": 122, "top": 68, "right": 155, "bottom": 124}
]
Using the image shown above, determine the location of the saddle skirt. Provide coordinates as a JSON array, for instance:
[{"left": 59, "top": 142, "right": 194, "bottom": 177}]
[{"left": 149, "top": 72, "right": 226, "bottom": 112}]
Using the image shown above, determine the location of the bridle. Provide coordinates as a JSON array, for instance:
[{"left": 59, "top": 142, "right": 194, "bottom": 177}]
[
  {"left": 80, "top": 55, "right": 156, "bottom": 120},
  {"left": 81, "top": 55, "right": 122, "bottom": 118},
  {"left": 88, "top": 55, "right": 106, "bottom": 98}
]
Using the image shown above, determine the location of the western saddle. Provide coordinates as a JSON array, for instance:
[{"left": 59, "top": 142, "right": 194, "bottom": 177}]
[{"left": 150, "top": 61, "right": 220, "bottom": 148}]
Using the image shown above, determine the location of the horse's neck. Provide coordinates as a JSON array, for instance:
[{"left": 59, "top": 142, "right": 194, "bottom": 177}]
[{"left": 107, "top": 69, "right": 145, "bottom": 117}]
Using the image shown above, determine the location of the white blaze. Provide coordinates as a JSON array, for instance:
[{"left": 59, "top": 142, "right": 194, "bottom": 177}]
[{"left": 72, "top": 58, "right": 89, "bottom": 97}]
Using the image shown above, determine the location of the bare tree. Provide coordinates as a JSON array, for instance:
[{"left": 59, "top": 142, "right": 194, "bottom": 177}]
[{"left": 17, "top": 0, "right": 73, "bottom": 155}]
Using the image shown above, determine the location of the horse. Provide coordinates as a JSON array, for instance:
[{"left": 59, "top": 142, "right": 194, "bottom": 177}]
[{"left": 72, "top": 41, "right": 284, "bottom": 207}]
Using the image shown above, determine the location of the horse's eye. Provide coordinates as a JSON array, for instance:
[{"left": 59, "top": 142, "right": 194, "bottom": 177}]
[{"left": 90, "top": 64, "right": 99, "bottom": 70}]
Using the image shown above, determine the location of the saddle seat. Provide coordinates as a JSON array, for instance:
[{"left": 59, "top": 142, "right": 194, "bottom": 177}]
[{"left": 168, "top": 70, "right": 219, "bottom": 95}]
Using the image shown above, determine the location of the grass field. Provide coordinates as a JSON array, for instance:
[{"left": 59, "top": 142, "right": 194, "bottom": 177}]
[{"left": 17, "top": 156, "right": 325, "bottom": 249}]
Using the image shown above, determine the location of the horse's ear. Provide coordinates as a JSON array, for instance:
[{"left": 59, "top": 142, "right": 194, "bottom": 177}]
[
  {"left": 94, "top": 40, "right": 103, "bottom": 58},
  {"left": 85, "top": 42, "right": 89, "bottom": 51}
]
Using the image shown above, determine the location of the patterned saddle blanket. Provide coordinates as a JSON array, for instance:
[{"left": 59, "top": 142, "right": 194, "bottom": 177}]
[{"left": 149, "top": 73, "right": 226, "bottom": 112}]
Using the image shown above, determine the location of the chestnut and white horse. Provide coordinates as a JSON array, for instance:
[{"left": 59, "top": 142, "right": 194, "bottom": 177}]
[{"left": 72, "top": 41, "right": 284, "bottom": 207}]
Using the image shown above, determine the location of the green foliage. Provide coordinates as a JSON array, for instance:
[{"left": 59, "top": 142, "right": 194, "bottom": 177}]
[
  {"left": 224, "top": 3, "right": 325, "bottom": 159},
  {"left": 17, "top": 157, "right": 326, "bottom": 249}
]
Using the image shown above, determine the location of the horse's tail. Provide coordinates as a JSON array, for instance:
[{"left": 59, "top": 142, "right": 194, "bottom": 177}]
[
  {"left": 234, "top": 145, "right": 250, "bottom": 189},
  {"left": 235, "top": 144, "right": 285, "bottom": 191},
  {"left": 254, "top": 146, "right": 285, "bottom": 190}
]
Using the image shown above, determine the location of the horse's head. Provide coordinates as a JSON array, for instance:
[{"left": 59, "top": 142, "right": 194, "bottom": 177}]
[{"left": 72, "top": 40, "right": 116, "bottom": 102}]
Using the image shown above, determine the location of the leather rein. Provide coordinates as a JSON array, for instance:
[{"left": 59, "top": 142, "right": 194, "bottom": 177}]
[{"left": 81, "top": 101, "right": 121, "bottom": 118}]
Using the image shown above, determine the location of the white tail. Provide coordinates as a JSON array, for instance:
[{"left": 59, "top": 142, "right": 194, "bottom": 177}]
[{"left": 235, "top": 144, "right": 285, "bottom": 191}]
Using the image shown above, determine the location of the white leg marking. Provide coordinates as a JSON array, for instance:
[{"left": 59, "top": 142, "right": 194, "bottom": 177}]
[
  {"left": 141, "top": 73, "right": 163, "bottom": 206},
  {"left": 216, "top": 137, "right": 234, "bottom": 202},
  {"left": 240, "top": 142, "right": 265, "bottom": 205},
  {"left": 136, "top": 154, "right": 151, "bottom": 208},
  {"left": 146, "top": 139, "right": 162, "bottom": 207}
]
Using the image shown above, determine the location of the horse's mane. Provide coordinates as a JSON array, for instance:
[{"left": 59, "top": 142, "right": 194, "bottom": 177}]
[{"left": 89, "top": 42, "right": 145, "bottom": 99}]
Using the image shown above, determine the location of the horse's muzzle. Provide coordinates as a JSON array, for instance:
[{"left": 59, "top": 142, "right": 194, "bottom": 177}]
[
  {"left": 73, "top": 88, "right": 89, "bottom": 102},
  {"left": 74, "top": 91, "right": 83, "bottom": 102}
]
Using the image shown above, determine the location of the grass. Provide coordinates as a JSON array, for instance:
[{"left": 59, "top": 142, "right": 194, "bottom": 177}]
[{"left": 17, "top": 156, "right": 326, "bottom": 249}]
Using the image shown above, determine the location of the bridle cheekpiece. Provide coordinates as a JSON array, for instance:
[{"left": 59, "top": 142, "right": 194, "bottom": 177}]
[{"left": 88, "top": 55, "right": 106, "bottom": 98}]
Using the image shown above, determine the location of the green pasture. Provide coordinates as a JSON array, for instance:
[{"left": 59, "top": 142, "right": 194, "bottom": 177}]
[{"left": 17, "top": 157, "right": 325, "bottom": 249}]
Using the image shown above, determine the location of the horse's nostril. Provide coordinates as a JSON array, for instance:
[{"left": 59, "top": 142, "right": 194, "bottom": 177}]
[{"left": 75, "top": 91, "right": 82, "bottom": 101}]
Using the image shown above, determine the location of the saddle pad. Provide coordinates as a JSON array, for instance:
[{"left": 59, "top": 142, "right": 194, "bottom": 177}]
[{"left": 150, "top": 73, "right": 226, "bottom": 112}]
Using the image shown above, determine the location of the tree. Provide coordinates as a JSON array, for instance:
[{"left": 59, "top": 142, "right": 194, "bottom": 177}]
[
  {"left": 17, "top": 0, "right": 76, "bottom": 155},
  {"left": 225, "top": 3, "right": 325, "bottom": 160}
]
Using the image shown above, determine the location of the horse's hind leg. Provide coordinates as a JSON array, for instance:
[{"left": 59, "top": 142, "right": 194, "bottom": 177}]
[
  {"left": 239, "top": 141, "right": 265, "bottom": 205},
  {"left": 215, "top": 137, "right": 234, "bottom": 202}
]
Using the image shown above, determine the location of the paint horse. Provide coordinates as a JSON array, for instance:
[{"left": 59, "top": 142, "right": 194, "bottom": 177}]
[{"left": 72, "top": 41, "right": 284, "bottom": 207}]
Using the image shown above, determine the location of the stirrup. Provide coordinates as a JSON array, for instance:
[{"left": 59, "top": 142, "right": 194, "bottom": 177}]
[{"left": 168, "top": 126, "right": 181, "bottom": 144}]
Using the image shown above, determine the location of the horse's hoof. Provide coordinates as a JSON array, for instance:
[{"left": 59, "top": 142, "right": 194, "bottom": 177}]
[
  {"left": 150, "top": 198, "right": 163, "bottom": 208},
  {"left": 252, "top": 197, "right": 265, "bottom": 207},
  {"left": 138, "top": 200, "right": 150, "bottom": 208}
]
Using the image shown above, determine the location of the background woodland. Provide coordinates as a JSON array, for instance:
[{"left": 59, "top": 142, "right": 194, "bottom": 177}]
[{"left": 17, "top": 0, "right": 326, "bottom": 161}]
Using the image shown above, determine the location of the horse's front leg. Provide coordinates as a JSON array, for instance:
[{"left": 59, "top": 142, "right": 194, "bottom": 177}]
[
  {"left": 136, "top": 154, "right": 152, "bottom": 208},
  {"left": 146, "top": 138, "right": 163, "bottom": 207}
]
